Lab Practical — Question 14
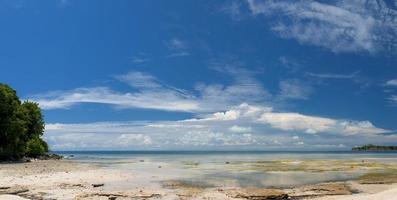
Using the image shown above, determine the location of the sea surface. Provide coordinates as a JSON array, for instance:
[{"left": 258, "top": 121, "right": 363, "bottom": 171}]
[{"left": 55, "top": 151, "right": 397, "bottom": 188}]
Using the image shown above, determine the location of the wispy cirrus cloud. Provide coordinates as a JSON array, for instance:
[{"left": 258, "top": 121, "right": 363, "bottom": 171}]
[
  {"left": 386, "top": 79, "right": 397, "bottom": 87},
  {"left": 278, "top": 79, "right": 312, "bottom": 100},
  {"left": 278, "top": 56, "right": 304, "bottom": 72},
  {"left": 390, "top": 95, "right": 397, "bottom": 105},
  {"left": 28, "top": 68, "right": 270, "bottom": 113},
  {"left": 165, "top": 38, "right": 190, "bottom": 58},
  {"left": 30, "top": 87, "right": 199, "bottom": 112},
  {"left": 384, "top": 79, "right": 397, "bottom": 105},
  {"left": 220, "top": 1, "right": 245, "bottom": 21},
  {"left": 44, "top": 103, "right": 392, "bottom": 150},
  {"left": 245, "top": 0, "right": 397, "bottom": 53},
  {"left": 306, "top": 71, "right": 359, "bottom": 79},
  {"left": 115, "top": 71, "right": 162, "bottom": 89},
  {"left": 130, "top": 54, "right": 150, "bottom": 64}
]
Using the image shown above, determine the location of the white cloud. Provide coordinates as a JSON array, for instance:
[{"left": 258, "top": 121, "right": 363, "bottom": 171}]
[
  {"left": 385, "top": 79, "right": 397, "bottom": 105},
  {"left": 220, "top": 1, "right": 244, "bottom": 21},
  {"left": 278, "top": 56, "right": 303, "bottom": 72},
  {"left": 306, "top": 71, "right": 359, "bottom": 79},
  {"left": 32, "top": 87, "right": 199, "bottom": 112},
  {"left": 296, "top": 141, "right": 304, "bottom": 145},
  {"left": 115, "top": 71, "right": 161, "bottom": 89},
  {"left": 202, "top": 110, "right": 241, "bottom": 121},
  {"left": 164, "top": 38, "right": 190, "bottom": 58},
  {"left": 389, "top": 95, "right": 397, "bottom": 105},
  {"left": 338, "top": 121, "right": 388, "bottom": 136},
  {"left": 278, "top": 79, "right": 312, "bottom": 100},
  {"left": 386, "top": 79, "right": 397, "bottom": 87},
  {"left": 166, "top": 51, "right": 190, "bottom": 58},
  {"left": 229, "top": 125, "right": 252, "bottom": 133},
  {"left": 43, "top": 103, "right": 391, "bottom": 150},
  {"left": 118, "top": 134, "right": 152, "bottom": 146},
  {"left": 259, "top": 112, "right": 336, "bottom": 134},
  {"left": 165, "top": 38, "right": 187, "bottom": 50},
  {"left": 29, "top": 69, "right": 271, "bottom": 113},
  {"left": 246, "top": 0, "right": 397, "bottom": 53}
]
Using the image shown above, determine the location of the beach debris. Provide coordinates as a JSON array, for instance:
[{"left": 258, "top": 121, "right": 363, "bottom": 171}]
[
  {"left": 59, "top": 183, "right": 86, "bottom": 189},
  {"left": 92, "top": 183, "right": 105, "bottom": 187},
  {"left": 224, "top": 188, "right": 288, "bottom": 200}
]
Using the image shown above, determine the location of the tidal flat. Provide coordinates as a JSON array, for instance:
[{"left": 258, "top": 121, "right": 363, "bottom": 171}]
[{"left": 1, "top": 151, "right": 397, "bottom": 199}]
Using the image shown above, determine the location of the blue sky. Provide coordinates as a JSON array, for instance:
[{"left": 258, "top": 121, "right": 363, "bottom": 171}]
[{"left": 1, "top": 0, "right": 397, "bottom": 150}]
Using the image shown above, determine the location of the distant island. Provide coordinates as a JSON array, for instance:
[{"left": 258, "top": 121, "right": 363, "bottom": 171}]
[{"left": 352, "top": 144, "right": 397, "bottom": 151}]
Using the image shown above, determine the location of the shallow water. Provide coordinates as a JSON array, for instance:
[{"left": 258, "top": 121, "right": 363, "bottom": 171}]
[{"left": 55, "top": 151, "right": 397, "bottom": 188}]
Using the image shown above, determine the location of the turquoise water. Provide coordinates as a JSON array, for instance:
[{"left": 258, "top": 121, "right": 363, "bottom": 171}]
[{"left": 55, "top": 151, "right": 397, "bottom": 188}]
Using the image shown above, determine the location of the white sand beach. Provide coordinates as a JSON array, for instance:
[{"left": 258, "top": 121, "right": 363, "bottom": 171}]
[{"left": 1, "top": 159, "right": 397, "bottom": 200}]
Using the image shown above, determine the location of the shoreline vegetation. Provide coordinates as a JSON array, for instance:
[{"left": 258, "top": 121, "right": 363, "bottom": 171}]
[
  {"left": 0, "top": 84, "right": 52, "bottom": 161},
  {"left": 352, "top": 144, "right": 397, "bottom": 151}
]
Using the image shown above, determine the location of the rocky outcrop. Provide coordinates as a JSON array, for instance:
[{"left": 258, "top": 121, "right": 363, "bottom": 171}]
[{"left": 289, "top": 182, "right": 354, "bottom": 198}]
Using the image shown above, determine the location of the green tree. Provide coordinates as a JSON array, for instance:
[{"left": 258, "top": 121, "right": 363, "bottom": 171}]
[
  {"left": 21, "top": 101, "right": 47, "bottom": 157},
  {"left": 21, "top": 101, "right": 45, "bottom": 140},
  {"left": 26, "top": 136, "right": 49, "bottom": 157},
  {"left": 0, "top": 83, "right": 48, "bottom": 160}
]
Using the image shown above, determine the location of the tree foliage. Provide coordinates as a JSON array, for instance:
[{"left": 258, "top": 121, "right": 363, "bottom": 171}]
[
  {"left": 0, "top": 83, "right": 48, "bottom": 160},
  {"left": 352, "top": 144, "right": 397, "bottom": 151}
]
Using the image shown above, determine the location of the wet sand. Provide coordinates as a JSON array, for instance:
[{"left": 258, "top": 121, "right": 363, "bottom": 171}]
[{"left": 1, "top": 159, "right": 397, "bottom": 200}]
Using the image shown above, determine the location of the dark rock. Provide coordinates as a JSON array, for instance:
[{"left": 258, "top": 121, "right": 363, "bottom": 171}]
[
  {"left": 92, "top": 183, "right": 105, "bottom": 187},
  {"left": 0, "top": 187, "right": 29, "bottom": 195}
]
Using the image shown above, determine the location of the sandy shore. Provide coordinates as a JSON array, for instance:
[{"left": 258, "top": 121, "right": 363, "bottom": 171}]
[{"left": 1, "top": 160, "right": 396, "bottom": 200}]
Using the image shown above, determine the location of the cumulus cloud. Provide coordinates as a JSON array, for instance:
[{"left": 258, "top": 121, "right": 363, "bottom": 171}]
[
  {"left": 338, "top": 121, "right": 388, "bottom": 136},
  {"left": 259, "top": 112, "right": 336, "bottom": 134},
  {"left": 43, "top": 103, "right": 392, "bottom": 150},
  {"left": 229, "top": 125, "right": 252, "bottom": 133},
  {"left": 245, "top": 0, "right": 397, "bottom": 53}
]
